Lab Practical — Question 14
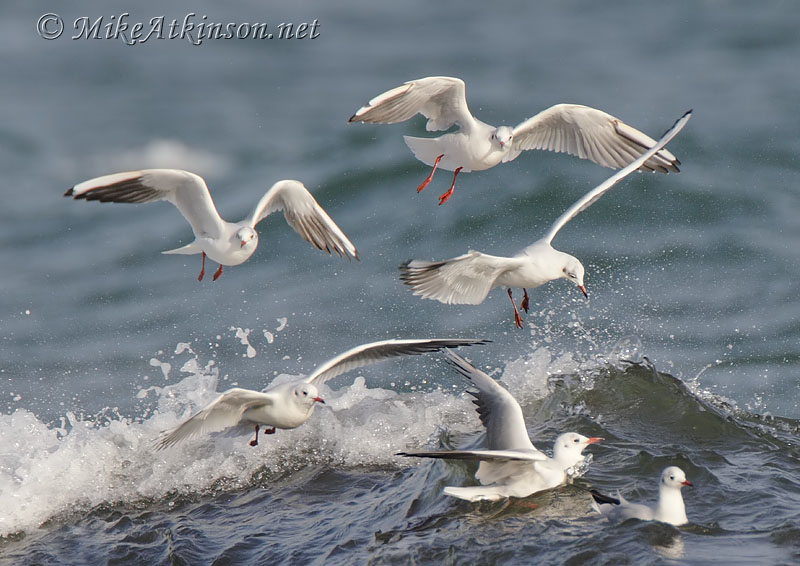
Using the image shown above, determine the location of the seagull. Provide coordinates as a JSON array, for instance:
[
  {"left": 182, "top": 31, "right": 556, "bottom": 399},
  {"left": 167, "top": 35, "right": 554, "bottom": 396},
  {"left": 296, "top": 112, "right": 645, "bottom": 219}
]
[
  {"left": 155, "top": 338, "right": 487, "bottom": 450},
  {"left": 65, "top": 169, "right": 358, "bottom": 281},
  {"left": 349, "top": 76, "right": 682, "bottom": 204},
  {"left": 590, "top": 466, "right": 693, "bottom": 526},
  {"left": 398, "top": 351, "right": 602, "bottom": 501},
  {"left": 399, "top": 109, "right": 691, "bottom": 327}
]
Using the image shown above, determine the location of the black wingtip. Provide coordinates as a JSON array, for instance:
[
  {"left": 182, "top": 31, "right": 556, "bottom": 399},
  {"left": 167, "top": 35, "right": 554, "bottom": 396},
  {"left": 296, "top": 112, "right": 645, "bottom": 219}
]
[
  {"left": 347, "top": 114, "right": 358, "bottom": 123},
  {"left": 589, "top": 489, "right": 620, "bottom": 506},
  {"left": 64, "top": 187, "right": 75, "bottom": 197}
]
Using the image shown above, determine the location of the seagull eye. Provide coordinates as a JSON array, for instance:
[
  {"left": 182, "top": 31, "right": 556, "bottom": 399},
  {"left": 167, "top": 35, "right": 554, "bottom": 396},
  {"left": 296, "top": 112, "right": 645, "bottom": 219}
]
[{"left": 573, "top": 438, "right": 580, "bottom": 443}]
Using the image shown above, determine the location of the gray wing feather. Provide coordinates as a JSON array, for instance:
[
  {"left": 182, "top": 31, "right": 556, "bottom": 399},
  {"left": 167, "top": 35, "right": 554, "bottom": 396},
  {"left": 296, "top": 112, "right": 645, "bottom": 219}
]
[
  {"left": 541, "top": 110, "right": 692, "bottom": 244},
  {"left": 305, "top": 338, "right": 488, "bottom": 388},
  {"left": 66, "top": 169, "right": 227, "bottom": 239}
]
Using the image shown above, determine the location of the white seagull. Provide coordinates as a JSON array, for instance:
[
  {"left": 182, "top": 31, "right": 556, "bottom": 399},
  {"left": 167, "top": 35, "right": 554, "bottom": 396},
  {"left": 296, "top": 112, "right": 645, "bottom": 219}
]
[
  {"left": 590, "top": 466, "right": 693, "bottom": 526},
  {"left": 398, "top": 351, "right": 602, "bottom": 501},
  {"left": 399, "top": 109, "right": 691, "bottom": 327},
  {"left": 349, "top": 76, "right": 682, "bottom": 204},
  {"left": 65, "top": 169, "right": 358, "bottom": 281},
  {"left": 155, "top": 338, "right": 487, "bottom": 450}
]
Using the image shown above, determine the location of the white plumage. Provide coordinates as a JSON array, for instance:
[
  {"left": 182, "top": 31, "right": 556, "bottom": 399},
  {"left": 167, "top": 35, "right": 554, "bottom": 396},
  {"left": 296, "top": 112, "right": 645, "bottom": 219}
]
[{"left": 350, "top": 76, "right": 682, "bottom": 204}]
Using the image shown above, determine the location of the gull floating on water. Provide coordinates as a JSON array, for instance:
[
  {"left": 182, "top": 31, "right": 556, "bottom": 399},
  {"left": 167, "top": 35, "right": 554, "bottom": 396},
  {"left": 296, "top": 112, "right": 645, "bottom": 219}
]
[
  {"left": 349, "top": 76, "right": 682, "bottom": 204},
  {"left": 590, "top": 466, "right": 693, "bottom": 526},
  {"left": 65, "top": 169, "right": 358, "bottom": 281},
  {"left": 155, "top": 338, "right": 487, "bottom": 450},
  {"left": 400, "top": 109, "right": 691, "bottom": 327},
  {"left": 398, "top": 351, "right": 602, "bottom": 501}
]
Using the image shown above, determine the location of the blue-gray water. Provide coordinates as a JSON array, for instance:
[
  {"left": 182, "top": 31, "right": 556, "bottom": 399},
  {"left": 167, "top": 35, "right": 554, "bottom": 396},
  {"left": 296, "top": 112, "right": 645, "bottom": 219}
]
[{"left": 1, "top": 1, "right": 799, "bottom": 564}]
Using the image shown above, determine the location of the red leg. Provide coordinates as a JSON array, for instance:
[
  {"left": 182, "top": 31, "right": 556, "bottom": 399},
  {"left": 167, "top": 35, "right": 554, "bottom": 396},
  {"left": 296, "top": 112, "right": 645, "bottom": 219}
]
[
  {"left": 264, "top": 427, "right": 276, "bottom": 435},
  {"left": 438, "top": 167, "right": 462, "bottom": 205},
  {"left": 198, "top": 251, "right": 206, "bottom": 281},
  {"left": 249, "top": 424, "right": 260, "bottom": 447},
  {"left": 417, "top": 154, "right": 444, "bottom": 193},
  {"left": 521, "top": 288, "right": 530, "bottom": 313},
  {"left": 212, "top": 264, "right": 224, "bottom": 281},
  {"left": 508, "top": 289, "right": 523, "bottom": 328}
]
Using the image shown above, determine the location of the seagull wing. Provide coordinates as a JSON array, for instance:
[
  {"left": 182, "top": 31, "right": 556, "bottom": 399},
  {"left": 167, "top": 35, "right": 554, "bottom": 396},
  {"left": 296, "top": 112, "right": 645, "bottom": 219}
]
[
  {"left": 397, "top": 448, "right": 546, "bottom": 462},
  {"left": 399, "top": 251, "right": 523, "bottom": 305},
  {"left": 305, "top": 338, "right": 488, "bottom": 388},
  {"left": 246, "top": 180, "right": 358, "bottom": 260},
  {"left": 540, "top": 110, "right": 692, "bottom": 245},
  {"left": 154, "top": 388, "right": 274, "bottom": 450},
  {"left": 511, "top": 104, "right": 682, "bottom": 173},
  {"left": 445, "top": 351, "right": 542, "bottom": 453},
  {"left": 66, "top": 169, "right": 227, "bottom": 239},
  {"left": 349, "top": 76, "right": 475, "bottom": 132}
]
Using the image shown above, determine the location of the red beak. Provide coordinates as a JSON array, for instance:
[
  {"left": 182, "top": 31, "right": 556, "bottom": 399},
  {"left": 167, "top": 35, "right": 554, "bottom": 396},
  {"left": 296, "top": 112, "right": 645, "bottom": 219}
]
[
  {"left": 314, "top": 396, "right": 325, "bottom": 404},
  {"left": 578, "top": 285, "right": 588, "bottom": 298},
  {"left": 682, "top": 479, "right": 693, "bottom": 487},
  {"left": 240, "top": 240, "right": 247, "bottom": 248},
  {"left": 586, "top": 437, "right": 604, "bottom": 445}
]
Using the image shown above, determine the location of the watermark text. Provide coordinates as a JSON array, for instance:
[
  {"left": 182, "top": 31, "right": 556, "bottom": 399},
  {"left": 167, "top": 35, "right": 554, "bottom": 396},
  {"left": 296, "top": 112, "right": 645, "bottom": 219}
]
[{"left": 37, "top": 13, "right": 321, "bottom": 45}]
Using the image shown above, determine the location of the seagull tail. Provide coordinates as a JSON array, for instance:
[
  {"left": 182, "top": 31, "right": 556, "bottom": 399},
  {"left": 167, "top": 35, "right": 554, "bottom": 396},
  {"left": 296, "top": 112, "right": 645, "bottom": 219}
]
[
  {"left": 404, "top": 136, "right": 458, "bottom": 170},
  {"left": 443, "top": 485, "right": 507, "bottom": 502},
  {"left": 162, "top": 242, "right": 203, "bottom": 255}
]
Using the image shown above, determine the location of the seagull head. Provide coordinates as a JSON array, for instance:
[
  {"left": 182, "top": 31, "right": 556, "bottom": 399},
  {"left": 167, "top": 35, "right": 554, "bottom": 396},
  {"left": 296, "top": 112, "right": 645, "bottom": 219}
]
[
  {"left": 492, "top": 126, "right": 514, "bottom": 150},
  {"left": 552, "top": 432, "right": 603, "bottom": 468},
  {"left": 661, "top": 466, "right": 692, "bottom": 489},
  {"left": 293, "top": 383, "right": 325, "bottom": 410},
  {"left": 560, "top": 256, "right": 587, "bottom": 298},
  {"left": 235, "top": 226, "right": 258, "bottom": 249}
]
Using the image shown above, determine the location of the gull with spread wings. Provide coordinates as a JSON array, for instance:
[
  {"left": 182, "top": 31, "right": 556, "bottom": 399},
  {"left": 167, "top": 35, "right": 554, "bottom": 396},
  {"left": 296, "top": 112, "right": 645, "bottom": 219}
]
[
  {"left": 349, "top": 76, "right": 682, "bottom": 204},
  {"left": 155, "top": 338, "right": 487, "bottom": 450},
  {"left": 65, "top": 169, "right": 358, "bottom": 280},
  {"left": 400, "top": 110, "right": 691, "bottom": 327},
  {"left": 398, "top": 352, "right": 602, "bottom": 501}
]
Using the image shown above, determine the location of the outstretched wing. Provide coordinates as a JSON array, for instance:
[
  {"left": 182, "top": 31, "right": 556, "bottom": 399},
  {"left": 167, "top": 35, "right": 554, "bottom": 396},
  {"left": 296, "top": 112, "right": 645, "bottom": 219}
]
[
  {"left": 154, "top": 388, "right": 273, "bottom": 450},
  {"left": 399, "top": 251, "right": 523, "bottom": 305},
  {"left": 246, "top": 180, "right": 358, "bottom": 260},
  {"left": 66, "top": 169, "right": 226, "bottom": 239},
  {"left": 512, "top": 104, "right": 681, "bottom": 173},
  {"left": 397, "top": 448, "right": 546, "bottom": 462},
  {"left": 541, "top": 109, "right": 692, "bottom": 244},
  {"left": 349, "top": 76, "right": 475, "bottom": 132},
  {"left": 305, "top": 338, "right": 488, "bottom": 388},
  {"left": 445, "top": 351, "right": 540, "bottom": 453}
]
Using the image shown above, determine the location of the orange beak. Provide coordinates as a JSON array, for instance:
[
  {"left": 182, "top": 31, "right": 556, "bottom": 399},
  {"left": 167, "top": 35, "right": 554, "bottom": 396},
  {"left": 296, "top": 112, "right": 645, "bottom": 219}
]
[
  {"left": 314, "top": 396, "right": 325, "bottom": 404},
  {"left": 682, "top": 479, "right": 693, "bottom": 487},
  {"left": 579, "top": 285, "right": 588, "bottom": 298},
  {"left": 240, "top": 240, "right": 247, "bottom": 248},
  {"left": 586, "top": 437, "right": 604, "bottom": 445}
]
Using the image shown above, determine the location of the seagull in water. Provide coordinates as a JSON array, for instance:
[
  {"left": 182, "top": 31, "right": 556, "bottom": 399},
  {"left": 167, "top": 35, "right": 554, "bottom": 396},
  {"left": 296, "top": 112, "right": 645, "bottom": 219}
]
[
  {"left": 398, "top": 351, "right": 602, "bottom": 501},
  {"left": 399, "top": 110, "right": 691, "bottom": 327},
  {"left": 590, "top": 466, "right": 693, "bottom": 526},
  {"left": 65, "top": 169, "right": 358, "bottom": 281},
  {"left": 155, "top": 338, "right": 487, "bottom": 450},
  {"left": 349, "top": 76, "right": 682, "bottom": 204}
]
